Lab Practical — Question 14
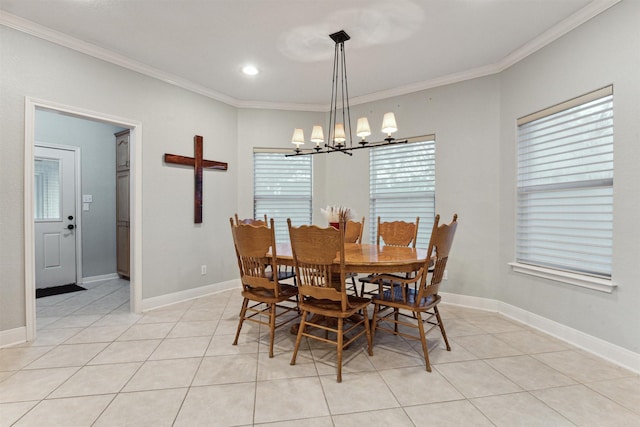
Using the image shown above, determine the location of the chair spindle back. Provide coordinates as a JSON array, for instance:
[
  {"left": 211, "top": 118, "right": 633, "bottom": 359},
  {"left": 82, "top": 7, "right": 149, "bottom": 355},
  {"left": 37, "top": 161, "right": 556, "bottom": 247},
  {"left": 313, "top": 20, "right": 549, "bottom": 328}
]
[
  {"left": 418, "top": 214, "right": 458, "bottom": 301},
  {"left": 230, "top": 217, "right": 279, "bottom": 294},
  {"left": 287, "top": 219, "right": 348, "bottom": 311}
]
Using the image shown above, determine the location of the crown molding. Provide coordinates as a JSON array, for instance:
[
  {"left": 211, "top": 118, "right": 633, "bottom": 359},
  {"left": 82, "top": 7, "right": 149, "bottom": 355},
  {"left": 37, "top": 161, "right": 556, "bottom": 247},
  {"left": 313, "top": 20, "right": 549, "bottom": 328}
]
[
  {"left": 235, "top": 99, "right": 327, "bottom": 112},
  {"left": 348, "top": 63, "right": 499, "bottom": 107},
  {"left": 1, "top": 0, "right": 621, "bottom": 112},
  {"left": 0, "top": 11, "right": 238, "bottom": 107},
  {"left": 495, "top": 0, "right": 622, "bottom": 72}
]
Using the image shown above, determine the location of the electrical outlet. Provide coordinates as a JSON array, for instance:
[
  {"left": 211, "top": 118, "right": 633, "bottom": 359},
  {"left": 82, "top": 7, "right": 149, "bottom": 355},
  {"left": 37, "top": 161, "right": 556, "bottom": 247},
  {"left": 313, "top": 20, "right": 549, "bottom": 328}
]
[
  {"left": 201, "top": 265, "right": 207, "bottom": 275},
  {"left": 443, "top": 270, "right": 448, "bottom": 280}
]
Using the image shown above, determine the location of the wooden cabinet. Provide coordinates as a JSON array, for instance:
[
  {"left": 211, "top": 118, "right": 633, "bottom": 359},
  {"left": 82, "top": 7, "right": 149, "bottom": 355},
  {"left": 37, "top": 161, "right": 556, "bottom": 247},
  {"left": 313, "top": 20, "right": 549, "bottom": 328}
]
[{"left": 115, "top": 130, "right": 130, "bottom": 278}]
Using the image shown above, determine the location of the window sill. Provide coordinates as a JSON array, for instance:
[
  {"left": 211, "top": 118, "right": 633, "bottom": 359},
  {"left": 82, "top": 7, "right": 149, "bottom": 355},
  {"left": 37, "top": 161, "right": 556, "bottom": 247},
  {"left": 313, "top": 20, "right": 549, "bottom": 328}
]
[{"left": 508, "top": 262, "right": 616, "bottom": 293}]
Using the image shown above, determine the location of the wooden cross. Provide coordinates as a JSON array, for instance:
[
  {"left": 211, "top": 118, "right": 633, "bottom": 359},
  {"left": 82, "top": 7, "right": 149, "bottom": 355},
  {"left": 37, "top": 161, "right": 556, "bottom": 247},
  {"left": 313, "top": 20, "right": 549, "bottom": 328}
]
[{"left": 164, "top": 135, "right": 228, "bottom": 223}]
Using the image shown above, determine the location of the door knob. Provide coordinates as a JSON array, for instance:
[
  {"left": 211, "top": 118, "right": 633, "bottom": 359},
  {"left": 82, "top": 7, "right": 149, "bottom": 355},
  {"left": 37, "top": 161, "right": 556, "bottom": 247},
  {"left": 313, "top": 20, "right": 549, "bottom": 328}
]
[{"left": 67, "top": 224, "right": 75, "bottom": 230}]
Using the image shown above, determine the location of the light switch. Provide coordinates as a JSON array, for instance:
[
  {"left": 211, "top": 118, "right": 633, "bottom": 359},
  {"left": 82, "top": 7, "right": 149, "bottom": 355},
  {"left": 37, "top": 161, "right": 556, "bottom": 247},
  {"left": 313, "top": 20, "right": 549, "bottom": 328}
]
[
  {"left": 83, "top": 203, "right": 90, "bottom": 211},
  {"left": 82, "top": 194, "right": 93, "bottom": 203}
]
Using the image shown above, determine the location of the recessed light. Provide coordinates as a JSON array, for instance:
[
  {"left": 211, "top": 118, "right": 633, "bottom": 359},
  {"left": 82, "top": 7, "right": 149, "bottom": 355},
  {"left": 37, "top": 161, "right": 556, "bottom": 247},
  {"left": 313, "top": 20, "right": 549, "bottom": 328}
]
[{"left": 242, "top": 65, "right": 259, "bottom": 76}]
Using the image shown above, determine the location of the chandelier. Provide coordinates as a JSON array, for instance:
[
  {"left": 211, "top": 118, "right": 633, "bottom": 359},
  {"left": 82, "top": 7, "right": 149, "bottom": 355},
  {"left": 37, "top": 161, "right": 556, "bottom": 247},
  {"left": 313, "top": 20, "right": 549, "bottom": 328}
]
[{"left": 287, "top": 30, "right": 406, "bottom": 157}]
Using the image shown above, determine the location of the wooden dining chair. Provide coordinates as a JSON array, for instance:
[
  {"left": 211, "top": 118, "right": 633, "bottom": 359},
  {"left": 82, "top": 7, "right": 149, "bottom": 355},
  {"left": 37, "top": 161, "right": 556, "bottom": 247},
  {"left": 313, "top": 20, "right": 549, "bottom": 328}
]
[
  {"left": 344, "top": 216, "right": 365, "bottom": 244},
  {"left": 359, "top": 216, "right": 420, "bottom": 296},
  {"left": 234, "top": 213, "right": 267, "bottom": 226},
  {"left": 234, "top": 213, "right": 296, "bottom": 284},
  {"left": 230, "top": 217, "right": 299, "bottom": 358},
  {"left": 377, "top": 216, "right": 420, "bottom": 247},
  {"left": 371, "top": 214, "right": 458, "bottom": 372},
  {"left": 287, "top": 219, "right": 373, "bottom": 382}
]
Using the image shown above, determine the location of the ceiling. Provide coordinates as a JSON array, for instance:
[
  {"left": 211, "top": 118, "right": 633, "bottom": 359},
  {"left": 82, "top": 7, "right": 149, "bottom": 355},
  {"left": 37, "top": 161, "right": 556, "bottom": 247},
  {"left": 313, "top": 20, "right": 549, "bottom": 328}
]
[{"left": 0, "top": 0, "right": 618, "bottom": 110}]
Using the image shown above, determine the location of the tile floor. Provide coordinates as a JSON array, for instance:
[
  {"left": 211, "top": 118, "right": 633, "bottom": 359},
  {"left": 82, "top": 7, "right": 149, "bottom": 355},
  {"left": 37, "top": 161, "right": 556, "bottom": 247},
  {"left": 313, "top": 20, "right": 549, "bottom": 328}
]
[{"left": 1, "top": 278, "right": 639, "bottom": 426}]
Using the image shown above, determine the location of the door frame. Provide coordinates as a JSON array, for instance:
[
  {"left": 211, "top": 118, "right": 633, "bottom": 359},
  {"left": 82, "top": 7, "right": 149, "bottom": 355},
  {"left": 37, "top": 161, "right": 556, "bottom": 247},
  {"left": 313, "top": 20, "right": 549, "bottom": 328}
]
[
  {"left": 34, "top": 142, "right": 83, "bottom": 288},
  {"left": 24, "top": 97, "right": 143, "bottom": 341}
]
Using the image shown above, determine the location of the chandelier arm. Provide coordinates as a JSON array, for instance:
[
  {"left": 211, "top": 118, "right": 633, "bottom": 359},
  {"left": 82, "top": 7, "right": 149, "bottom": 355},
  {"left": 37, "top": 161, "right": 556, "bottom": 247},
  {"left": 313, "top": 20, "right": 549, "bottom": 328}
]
[
  {"left": 285, "top": 139, "right": 408, "bottom": 157},
  {"left": 349, "top": 139, "right": 408, "bottom": 150},
  {"left": 285, "top": 148, "right": 354, "bottom": 157},
  {"left": 325, "top": 145, "right": 353, "bottom": 156}
]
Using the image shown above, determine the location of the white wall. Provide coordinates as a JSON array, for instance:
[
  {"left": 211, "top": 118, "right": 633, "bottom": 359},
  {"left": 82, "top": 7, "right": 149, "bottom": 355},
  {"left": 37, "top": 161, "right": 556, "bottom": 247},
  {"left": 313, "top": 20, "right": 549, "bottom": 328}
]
[
  {"left": 497, "top": 0, "right": 640, "bottom": 353},
  {"left": 0, "top": 26, "right": 238, "bottom": 331},
  {"left": 35, "top": 109, "right": 124, "bottom": 278}
]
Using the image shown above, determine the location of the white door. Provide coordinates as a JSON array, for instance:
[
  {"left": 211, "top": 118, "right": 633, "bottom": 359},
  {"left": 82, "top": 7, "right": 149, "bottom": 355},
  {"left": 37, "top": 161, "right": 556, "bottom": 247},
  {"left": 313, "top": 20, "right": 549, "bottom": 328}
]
[{"left": 34, "top": 145, "right": 78, "bottom": 288}]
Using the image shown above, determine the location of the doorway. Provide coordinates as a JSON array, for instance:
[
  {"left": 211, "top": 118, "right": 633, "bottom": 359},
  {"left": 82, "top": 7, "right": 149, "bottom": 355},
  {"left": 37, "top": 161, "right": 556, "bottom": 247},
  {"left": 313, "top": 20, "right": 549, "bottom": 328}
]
[{"left": 24, "top": 97, "right": 142, "bottom": 342}]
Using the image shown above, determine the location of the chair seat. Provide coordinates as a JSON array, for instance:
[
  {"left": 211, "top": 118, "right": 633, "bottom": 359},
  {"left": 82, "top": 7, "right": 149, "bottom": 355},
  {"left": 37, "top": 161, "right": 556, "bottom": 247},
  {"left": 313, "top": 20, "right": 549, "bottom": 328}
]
[
  {"left": 264, "top": 269, "right": 296, "bottom": 281},
  {"left": 242, "top": 283, "right": 298, "bottom": 302},
  {"left": 277, "top": 270, "right": 296, "bottom": 280},
  {"left": 358, "top": 274, "right": 375, "bottom": 284},
  {"left": 359, "top": 273, "right": 416, "bottom": 297},
  {"left": 358, "top": 273, "right": 406, "bottom": 285},
  {"left": 300, "top": 295, "right": 370, "bottom": 318},
  {"left": 373, "top": 286, "right": 439, "bottom": 309}
]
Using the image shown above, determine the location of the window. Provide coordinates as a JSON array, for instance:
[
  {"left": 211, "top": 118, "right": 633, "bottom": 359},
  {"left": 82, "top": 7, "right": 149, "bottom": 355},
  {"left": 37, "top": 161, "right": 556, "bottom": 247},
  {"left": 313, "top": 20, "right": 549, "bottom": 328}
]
[
  {"left": 34, "top": 157, "right": 61, "bottom": 221},
  {"left": 253, "top": 150, "right": 312, "bottom": 243},
  {"left": 516, "top": 86, "right": 613, "bottom": 281},
  {"left": 369, "top": 136, "right": 436, "bottom": 247}
]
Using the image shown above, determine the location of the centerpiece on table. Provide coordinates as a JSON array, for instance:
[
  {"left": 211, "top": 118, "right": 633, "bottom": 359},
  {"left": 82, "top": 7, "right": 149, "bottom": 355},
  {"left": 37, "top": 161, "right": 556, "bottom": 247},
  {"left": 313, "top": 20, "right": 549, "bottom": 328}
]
[{"left": 321, "top": 205, "right": 355, "bottom": 229}]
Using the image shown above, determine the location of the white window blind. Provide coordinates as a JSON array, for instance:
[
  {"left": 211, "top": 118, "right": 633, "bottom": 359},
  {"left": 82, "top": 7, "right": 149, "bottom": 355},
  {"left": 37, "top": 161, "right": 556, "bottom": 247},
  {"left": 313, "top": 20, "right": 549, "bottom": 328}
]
[
  {"left": 254, "top": 151, "right": 312, "bottom": 243},
  {"left": 369, "top": 137, "right": 435, "bottom": 248},
  {"left": 516, "top": 86, "right": 613, "bottom": 278}
]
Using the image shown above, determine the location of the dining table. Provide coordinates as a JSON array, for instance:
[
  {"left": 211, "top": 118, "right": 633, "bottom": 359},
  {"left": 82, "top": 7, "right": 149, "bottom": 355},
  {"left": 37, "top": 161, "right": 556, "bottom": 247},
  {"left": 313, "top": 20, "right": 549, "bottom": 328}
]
[
  {"left": 275, "top": 242, "right": 429, "bottom": 335},
  {"left": 275, "top": 242, "right": 430, "bottom": 274}
]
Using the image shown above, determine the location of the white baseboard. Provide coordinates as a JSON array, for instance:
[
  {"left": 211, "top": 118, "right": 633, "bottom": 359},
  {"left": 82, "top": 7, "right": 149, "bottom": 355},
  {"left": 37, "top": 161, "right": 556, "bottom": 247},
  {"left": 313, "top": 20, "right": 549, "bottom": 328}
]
[
  {"left": 81, "top": 273, "right": 120, "bottom": 284},
  {"left": 0, "top": 326, "right": 26, "bottom": 348},
  {"left": 439, "top": 292, "right": 500, "bottom": 312},
  {"left": 141, "top": 279, "right": 241, "bottom": 312},
  {"left": 440, "top": 292, "right": 640, "bottom": 374}
]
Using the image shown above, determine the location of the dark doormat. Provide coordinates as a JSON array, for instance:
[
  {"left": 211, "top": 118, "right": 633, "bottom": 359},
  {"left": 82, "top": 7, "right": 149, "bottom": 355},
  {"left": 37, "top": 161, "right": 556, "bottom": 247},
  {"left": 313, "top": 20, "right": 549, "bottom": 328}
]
[{"left": 36, "top": 284, "right": 86, "bottom": 298}]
